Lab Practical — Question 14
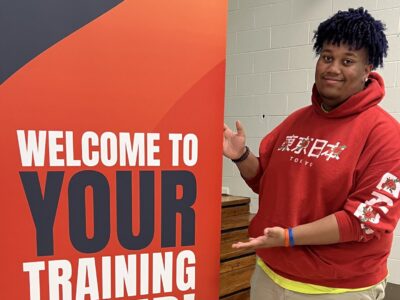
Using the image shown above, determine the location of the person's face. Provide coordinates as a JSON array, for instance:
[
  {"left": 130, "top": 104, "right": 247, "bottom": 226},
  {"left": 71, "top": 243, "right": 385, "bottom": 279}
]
[{"left": 315, "top": 42, "right": 372, "bottom": 111}]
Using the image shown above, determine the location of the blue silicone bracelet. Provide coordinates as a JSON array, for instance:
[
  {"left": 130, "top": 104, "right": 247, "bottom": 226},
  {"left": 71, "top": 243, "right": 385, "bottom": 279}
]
[{"left": 288, "top": 227, "right": 295, "bottom": 247}]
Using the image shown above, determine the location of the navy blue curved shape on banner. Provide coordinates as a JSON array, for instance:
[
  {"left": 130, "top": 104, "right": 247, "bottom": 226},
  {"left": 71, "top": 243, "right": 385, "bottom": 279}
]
[{"left": 0, "top": 0, "right": 123, "bottom": 84}]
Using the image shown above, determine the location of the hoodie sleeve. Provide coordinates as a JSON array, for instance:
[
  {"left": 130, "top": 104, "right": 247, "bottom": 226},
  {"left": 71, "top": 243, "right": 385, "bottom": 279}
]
[{"left": 335, "top": 116, "right": 400, "bottom": 242}]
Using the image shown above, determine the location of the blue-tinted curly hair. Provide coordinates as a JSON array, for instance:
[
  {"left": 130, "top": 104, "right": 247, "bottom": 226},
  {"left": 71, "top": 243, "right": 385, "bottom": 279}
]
[{"left": 313, "top": 7, "right": 388, "bottom": 69}]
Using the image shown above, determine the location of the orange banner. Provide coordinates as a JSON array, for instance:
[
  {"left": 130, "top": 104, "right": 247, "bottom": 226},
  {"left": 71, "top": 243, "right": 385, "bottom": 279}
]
[{"left": 0, "top": 1, "right": 227, "bottom": 299}]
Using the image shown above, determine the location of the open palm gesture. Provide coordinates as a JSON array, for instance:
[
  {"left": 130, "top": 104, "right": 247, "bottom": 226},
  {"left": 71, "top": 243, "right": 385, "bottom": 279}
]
[{"left": 223, "top": 120, "right": 246, "bottom": 159}]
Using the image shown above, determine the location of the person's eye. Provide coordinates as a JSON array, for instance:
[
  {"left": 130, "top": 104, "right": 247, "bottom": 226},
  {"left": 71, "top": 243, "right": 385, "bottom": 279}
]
[
  {"left": 322, "top": 55, "right": 332, "bottom": 63},
  {"left": 343, "top": 59, "right": 354, "bottom": 66}
]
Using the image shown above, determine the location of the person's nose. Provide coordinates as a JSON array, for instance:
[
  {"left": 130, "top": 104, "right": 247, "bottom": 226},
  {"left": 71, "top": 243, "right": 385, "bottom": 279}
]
[{"left": 326, "top": 60, "right": 341, "bottom": 75}]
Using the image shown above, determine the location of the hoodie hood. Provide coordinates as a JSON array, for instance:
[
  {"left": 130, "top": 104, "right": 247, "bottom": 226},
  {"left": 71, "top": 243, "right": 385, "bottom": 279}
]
[{"left": 312, "top": 72, "right": 385, "bottom": 118}]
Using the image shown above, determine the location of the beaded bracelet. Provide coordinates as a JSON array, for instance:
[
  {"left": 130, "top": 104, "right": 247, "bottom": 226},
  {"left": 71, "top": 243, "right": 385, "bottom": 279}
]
[{"left": 231, "top": 146, "right": 250, "bottom": 163}]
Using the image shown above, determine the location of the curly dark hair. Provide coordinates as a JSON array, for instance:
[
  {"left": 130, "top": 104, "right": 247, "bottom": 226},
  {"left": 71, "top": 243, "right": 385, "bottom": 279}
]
[{"left": 313, "top": 7, "right": 388, "bottom": 69}]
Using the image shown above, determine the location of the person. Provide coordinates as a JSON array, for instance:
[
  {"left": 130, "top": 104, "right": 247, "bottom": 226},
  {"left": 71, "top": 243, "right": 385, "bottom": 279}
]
[{"left": 223, "top": 7, "right": 400, "bottom": 300}]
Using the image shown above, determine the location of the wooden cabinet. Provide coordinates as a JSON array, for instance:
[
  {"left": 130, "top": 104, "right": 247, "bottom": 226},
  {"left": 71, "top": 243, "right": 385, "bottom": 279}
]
[{"left": 219, "top": 195, "right": 255, "bottom": 300}]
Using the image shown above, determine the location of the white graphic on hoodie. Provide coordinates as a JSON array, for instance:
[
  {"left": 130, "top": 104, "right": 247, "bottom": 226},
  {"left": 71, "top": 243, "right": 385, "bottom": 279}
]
[
  {"left": 354, "top": 173, "right": 399, "bottom": 235},
  {"left": 278, "top": 135, "right": 347, "bottom": 161},
  {"left": 377, "top": 173, "right": 400, "bottom": 199}
]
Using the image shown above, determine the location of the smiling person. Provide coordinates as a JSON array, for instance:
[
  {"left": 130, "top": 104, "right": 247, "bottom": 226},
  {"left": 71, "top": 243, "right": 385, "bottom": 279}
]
[{"left": 223, "top": 7, "right": 400, "bottom": 300}]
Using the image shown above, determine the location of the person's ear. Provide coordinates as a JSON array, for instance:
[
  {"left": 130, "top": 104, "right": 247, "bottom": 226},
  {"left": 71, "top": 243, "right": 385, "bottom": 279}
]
[{"left": 364, "top": 64, "right": 373, "bottom": 82}]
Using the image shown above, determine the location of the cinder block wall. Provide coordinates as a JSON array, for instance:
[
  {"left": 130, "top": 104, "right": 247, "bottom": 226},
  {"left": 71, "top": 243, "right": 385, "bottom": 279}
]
[{"left": 223, "top": 0, "right": 400, "bottom": 284}]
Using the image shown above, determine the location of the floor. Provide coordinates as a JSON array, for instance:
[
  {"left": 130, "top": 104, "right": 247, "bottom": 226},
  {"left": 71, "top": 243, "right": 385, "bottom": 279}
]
[{"left": 385, "top": 283, "right": 399, "bottom": 300}]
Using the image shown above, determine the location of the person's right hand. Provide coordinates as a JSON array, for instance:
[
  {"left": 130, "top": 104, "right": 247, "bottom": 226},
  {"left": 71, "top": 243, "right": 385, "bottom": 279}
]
[
  {"left": 223, "top": 120, "right": 247, "bottom": 160},
  {"left": 232, "top": 227, "right": 285, "bottom": 250}
]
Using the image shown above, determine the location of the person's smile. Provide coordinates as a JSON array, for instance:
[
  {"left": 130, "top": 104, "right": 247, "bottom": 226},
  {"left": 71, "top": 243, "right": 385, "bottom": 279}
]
[{"left": 321, "top": 76, "right": 344, "bottom": 84}]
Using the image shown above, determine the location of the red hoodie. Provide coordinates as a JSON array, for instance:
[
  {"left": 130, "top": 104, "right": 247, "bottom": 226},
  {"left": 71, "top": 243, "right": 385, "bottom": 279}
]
[{"left": 246, "top": 72, "right": 400, "bottom": 288}]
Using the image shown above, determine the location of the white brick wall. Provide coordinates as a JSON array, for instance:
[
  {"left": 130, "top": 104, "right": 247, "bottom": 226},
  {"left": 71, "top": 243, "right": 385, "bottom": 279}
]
[
  {"left": 224, "top": 0, "right": 400, "bottom": 284},
  {"left": 237, "top": 28, "right": 271, "bottom": 52},
  {"left": 271, "top": 23, "right": 309, "bottom": 48},
  {"left": 254, "top": 49, "right": 289, "bottom": 72}
]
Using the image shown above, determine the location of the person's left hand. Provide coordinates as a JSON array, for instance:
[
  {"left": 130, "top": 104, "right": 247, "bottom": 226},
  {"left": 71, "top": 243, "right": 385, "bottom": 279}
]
[{"left": 232, "top": 227, "right": 285, "bottom": 250}]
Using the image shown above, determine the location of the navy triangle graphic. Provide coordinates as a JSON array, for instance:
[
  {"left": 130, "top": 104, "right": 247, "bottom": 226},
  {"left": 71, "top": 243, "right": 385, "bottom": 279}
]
[{"left": 0, "top": 0, "right": 123, "bottom": 84}]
